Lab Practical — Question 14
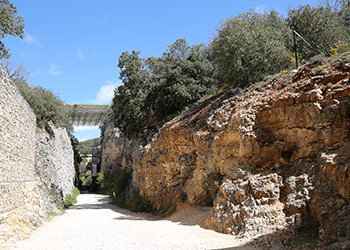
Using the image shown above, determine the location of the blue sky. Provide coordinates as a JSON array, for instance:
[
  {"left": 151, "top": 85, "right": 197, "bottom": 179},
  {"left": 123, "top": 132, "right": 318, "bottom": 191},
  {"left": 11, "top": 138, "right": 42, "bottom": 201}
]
[{"left": 4, "top": 0, "right": 319, "bottom": 141}]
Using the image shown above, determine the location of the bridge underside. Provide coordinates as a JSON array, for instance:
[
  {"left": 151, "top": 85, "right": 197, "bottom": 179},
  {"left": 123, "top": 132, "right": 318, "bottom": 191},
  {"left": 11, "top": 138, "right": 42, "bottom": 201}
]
[{"left": 66, "top": 104, "right": 111, "bottom": 126}]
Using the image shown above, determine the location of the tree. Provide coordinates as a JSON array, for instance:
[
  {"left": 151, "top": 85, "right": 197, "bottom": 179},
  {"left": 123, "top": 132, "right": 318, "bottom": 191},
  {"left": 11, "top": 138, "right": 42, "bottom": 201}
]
[
  {"left": 112, "top": 39, "right": 219, "bottom": 139},
  {"left": 146, "top": 39, "right": 218, "bottom": 123},
  {"left": 210, "top": 10, "right": 290, "bottom": 88},
  {"left": 112, "top": 50, "right": 151, "bottom": 138},
  {"left": 0, "top": 0, "right": 24, "bottom": 58},
  {"left": 287, "top": 4, "right": 350, "bottom": 59}
]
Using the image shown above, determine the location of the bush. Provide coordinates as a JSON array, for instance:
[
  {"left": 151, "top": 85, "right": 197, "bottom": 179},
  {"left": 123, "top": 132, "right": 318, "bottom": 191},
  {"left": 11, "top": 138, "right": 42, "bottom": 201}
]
[
  {"left": 102, "top": 169, "right": 155, "bottom": 213},
  {"left": 14, "top": 79, "right": 71, "bottom": 131},
  {"left": 210, "top": 10, "right": 291, "bottom": 88},
  {"left": 100, "top": 168, "right": 132, "bottom": 196},
  {"left": 96, "top": 171, "right": 104, "bottom": 185},
  {"left": 112, "top": 168, "right": 132, "bottom": 195},
  {"left": 64, "top": 187, "right": 80, "bottom": 209},
  {"left": 125, "top": 193, "right": 153, "bottom": 213},
  {"left": 80, "top": 169, "right": 92, "bottom": 185}
]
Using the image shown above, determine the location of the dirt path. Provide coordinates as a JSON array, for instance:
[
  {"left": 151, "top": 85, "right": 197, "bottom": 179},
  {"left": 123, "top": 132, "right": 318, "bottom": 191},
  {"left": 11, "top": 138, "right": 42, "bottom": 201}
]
[{"left": 11, "top": 194, "right": 254, "bottom": 250}]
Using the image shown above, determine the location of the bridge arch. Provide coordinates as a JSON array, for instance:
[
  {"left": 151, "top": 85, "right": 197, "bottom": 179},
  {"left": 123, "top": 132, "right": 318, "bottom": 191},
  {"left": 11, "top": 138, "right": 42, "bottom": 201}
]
[{"left": 66, "top": 104, "right": 111, "bottom": 126}]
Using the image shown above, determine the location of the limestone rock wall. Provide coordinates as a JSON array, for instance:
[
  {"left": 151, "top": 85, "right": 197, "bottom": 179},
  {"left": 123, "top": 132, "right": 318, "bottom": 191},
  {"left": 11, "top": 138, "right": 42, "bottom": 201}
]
[
  {"left": 100, "top": 115, "right": 129, "bottom": 174},
  {"left": 138, "top": 57, "right": 350, "bottom": 247},
  {"left": 101, "top": 56, "right": 350, "bottom": 248},
  {"left": 101, "top": 115, "right": 143, "bottom": 176},
  {"left": 35, "top": 123, "right": 75, "bottom": 198}
]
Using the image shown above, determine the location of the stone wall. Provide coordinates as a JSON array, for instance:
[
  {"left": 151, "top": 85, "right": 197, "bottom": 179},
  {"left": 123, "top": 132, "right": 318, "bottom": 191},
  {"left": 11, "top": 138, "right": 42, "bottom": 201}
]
[
  {"left": 35, "top": 122, "right": 75, "bottom": 198},
  {"left": 0, "top": 66, "right": 37, "bottom": 217},
  {"left": 0, "top": 66, "right": 75, "bottom": 247},
  {"left": 0, "top": 66, "right": 54, "bottom": 246}
]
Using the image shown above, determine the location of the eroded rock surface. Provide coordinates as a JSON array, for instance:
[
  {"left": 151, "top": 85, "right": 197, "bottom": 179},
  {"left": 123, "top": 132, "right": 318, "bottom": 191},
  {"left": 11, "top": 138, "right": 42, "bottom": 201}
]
[
  {"left": 35, "top": 122, "right": 75, "bottom": 198},
  {"left": 101, "top": 55, "right": 350, "bottom": 247}
]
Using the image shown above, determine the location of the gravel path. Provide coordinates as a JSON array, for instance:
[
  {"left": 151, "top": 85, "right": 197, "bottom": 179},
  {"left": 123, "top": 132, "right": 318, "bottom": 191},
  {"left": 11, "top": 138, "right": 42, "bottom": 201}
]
[{"left": 12, "top": 194, "right": 254, "bottom": 250}]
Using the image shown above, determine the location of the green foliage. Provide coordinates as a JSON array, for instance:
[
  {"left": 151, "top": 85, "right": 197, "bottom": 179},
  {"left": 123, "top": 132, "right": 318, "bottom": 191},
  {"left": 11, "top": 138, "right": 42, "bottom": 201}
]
[
  {"left": 0, "top": 61, "right": 72, "bottom": 131},
  {"left": 125, "top": 193, "right": 153, "bottom": 213},
  {"left": 76, "top": 137, "right": 101, "bottom": 156},
  {"left": 96, "top": 171, "right": 104, "bottom": 185},
  {"left": 210, "top": 10, "right": 291, "bottom": 88},
  {"left": 0, "top": 0, "right": 24, "bottom": 59},
  {"left": 112, "top": 168, "right": 132, "bottom": 195},
  {"left": 64, "top": 188, "right": 80, "bottom": 209},
  {"left": 111, "top": 3, "right": 350, "bottom": 139},
  {"left": 146, "top": 40, "right": 219, "bottom": 122},
  {"left": 287, "top": 3, "right": 350, "bottom": 59},
  {"left": 112, "top": 39, "right": 219, "bottom": 138},
  {"left": 47, "top": 211, "right": 63, "bottom": 217},
  {"left": 80, "top": 169, "right": 92, "bottom": 185},
  {"left": 112, "top": 50, "right": 150, "bottom": 138},
  {"left": 14, "top": 79, "right": 72, "bottom": 131},
  {"left": 308, "top": 53, "right": 327, "bottom": 65},
  {"left": 101, "top": 169, "right": 154, "bottom": 213}
]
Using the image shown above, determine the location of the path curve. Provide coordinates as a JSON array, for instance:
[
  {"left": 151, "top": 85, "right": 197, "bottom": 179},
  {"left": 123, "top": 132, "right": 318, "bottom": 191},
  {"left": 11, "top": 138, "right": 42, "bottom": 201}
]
[{"left": 12, "top": 194, "right": 254, "bottom": 250}]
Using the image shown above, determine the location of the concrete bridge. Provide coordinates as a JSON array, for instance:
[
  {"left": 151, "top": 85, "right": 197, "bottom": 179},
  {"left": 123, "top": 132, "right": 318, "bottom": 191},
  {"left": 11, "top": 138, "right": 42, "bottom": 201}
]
[{"left": 66, "top": 104, "right": 111, "bottom": 126}]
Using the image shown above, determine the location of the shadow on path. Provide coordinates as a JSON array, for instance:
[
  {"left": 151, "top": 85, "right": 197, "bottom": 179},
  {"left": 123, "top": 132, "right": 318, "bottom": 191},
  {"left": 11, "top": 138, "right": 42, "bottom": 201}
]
[
  {"left": 70, "top": 194, "right": 160, "bottom": 221},
  {"left": 69, "top": 194, "right": 257, "bottom": 249}
]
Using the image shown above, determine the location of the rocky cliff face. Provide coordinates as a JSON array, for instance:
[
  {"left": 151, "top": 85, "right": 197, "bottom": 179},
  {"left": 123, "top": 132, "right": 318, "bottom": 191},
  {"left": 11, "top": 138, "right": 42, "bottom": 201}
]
[
  {"left": 35, "top": 122, "right": 75, "bottom": 198},
  {"left": 0, "top": 66, "right": 76, "bottom": 247},
  {"left": 101, "top": 115, "right": 130, "bottom": 174},
  {"left": 101, "top": 115, "right": 144, "bottom": 192},
  {"left": 101, "top": 54, "right": 350, "bottom": 248}
]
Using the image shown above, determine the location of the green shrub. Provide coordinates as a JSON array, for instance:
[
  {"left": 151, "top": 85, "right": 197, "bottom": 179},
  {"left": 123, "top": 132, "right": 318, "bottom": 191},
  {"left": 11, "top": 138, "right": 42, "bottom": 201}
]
[
  {"left": 96, "top": 171, "right": 104, "bottom": 185},
  {"left": 125, "top": 193, "right": 153, "bottom": 213},
  {"left": 103, "top": 169, "right": 155, "bottom": 213},
  {"left": 80, "top": 169, "right": 92, "bottom": 185},
  {"left": 76, "top": 138, "right": 101, "bottom": 156},
  {"left": 64, "top": 187, "right": 80, "bottom": 209},
  {"left": 112, "top": 168, "right": 132, "bottom": 195},
  {"left": 14, "top": 79, "right": 71, "bottom": 131}
]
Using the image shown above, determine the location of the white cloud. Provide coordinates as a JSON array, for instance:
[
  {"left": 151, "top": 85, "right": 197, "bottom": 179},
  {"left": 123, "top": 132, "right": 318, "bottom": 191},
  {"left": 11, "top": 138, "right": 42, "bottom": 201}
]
[
  {"left": 23, "top": 34, "right": 42, "bottom": 46},
  {"left": 48, "top": 63, "right": 62, "bottom": 76},
  {"left": 73, "top": 125, "right": 101, "bottom": 142},
  {"left": 77, "top": 48, "right": 84, "bottom": 61},
  {"left": 255, "top": 5, "right": 265, "bottom": 14},
  {"left": 74, "top": 125, "right": 100, "bottom": 132},
  {"left": 91, "top": 80, "right": 120, "bottom": 105}
]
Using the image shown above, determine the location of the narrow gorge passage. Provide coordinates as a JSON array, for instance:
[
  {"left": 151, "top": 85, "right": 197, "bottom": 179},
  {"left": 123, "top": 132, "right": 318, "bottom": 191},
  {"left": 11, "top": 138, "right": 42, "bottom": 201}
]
[{"left": 11, "top": 194, "right": 253, "bottom": 250}]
